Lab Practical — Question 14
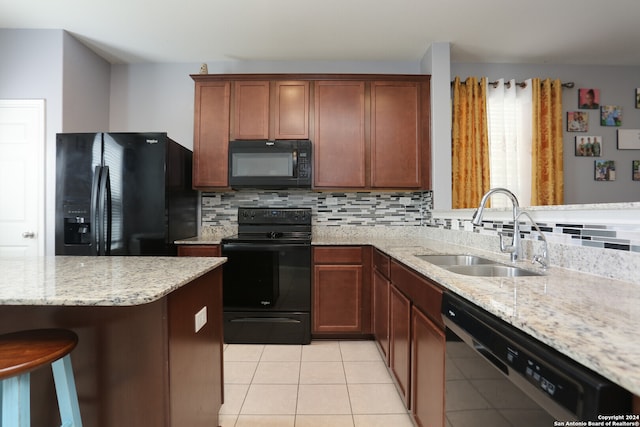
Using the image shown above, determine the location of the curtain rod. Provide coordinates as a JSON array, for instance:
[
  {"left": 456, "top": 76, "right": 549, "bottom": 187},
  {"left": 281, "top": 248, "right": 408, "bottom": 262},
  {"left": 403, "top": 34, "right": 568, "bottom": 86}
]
[{"left": 451, "top": 80, "right": 575, "bottom": 89}]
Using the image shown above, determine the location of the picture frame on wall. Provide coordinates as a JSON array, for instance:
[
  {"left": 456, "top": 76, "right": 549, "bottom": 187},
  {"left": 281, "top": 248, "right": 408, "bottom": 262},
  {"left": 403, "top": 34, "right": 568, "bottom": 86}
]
[
  {"left": 575, "top": 136, "right": 602, "bottom": 156},
  {"left": 633, "top": 160, "right": 640, "bottom": 181},
  {"left": 636, "top": 88, "right": 640, "bottom": 109},
  {"left": 595, "top": 160, "right": 616, "bottom": 181},
  {"left": 617, "top": 129, "right": 640, "bottom": 149},
  {"left": 567, "top": 111, "right": 588, "bottom": 132},
  {"left": 600, "top": 105, "right": 623, "bottom": 126},
  {"left": 579, "top": 88, "right": 600, "bottom": 109}
]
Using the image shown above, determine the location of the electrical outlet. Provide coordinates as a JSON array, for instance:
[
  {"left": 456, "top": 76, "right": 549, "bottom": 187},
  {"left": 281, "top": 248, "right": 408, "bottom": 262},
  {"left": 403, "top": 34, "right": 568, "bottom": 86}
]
[{"left": 195, "top": 306, "right": 207, "bottom": 333}]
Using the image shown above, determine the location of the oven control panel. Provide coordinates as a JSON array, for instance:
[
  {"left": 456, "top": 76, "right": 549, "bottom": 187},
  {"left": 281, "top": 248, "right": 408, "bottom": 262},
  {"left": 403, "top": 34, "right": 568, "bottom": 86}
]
[{"left": 238, "top": 207, "right": 311, "bottom": 225}]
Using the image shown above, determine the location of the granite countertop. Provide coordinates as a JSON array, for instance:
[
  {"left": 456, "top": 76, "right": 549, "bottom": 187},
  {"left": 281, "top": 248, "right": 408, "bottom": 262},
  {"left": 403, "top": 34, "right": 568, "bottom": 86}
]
[
  {"left": 177, "top": 231, "right": 640, "bottom": 395},
  {"left": 0, "top": 256, "right": 226, "bottom": 306},
  {"left": 315, "top": 234, "right": 640, "bottom": 397}
]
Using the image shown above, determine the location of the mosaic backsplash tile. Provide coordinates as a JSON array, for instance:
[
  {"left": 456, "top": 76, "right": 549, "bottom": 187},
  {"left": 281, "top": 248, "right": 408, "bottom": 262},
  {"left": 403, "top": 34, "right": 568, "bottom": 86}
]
[
  {"left": 200, "top": 190, "right": 638, "bottom": 253},
  {"left": 201, "top": 190, "right": 433, "bottom": 227}
]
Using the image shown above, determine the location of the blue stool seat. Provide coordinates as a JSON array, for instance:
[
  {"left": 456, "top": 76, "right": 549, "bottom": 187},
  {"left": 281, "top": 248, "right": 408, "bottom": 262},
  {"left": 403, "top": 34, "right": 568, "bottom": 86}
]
[{"left": 0, "top": 329, "right": 82, "bottom": 427}]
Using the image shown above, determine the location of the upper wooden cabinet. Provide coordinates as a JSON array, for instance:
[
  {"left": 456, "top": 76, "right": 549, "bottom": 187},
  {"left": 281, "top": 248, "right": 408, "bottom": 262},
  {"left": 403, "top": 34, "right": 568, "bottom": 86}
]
[
  {"left": 274, "top": 81, "right": 309, "bottom": 139},
  {"left": 233, "top": 81, "right": 270, "bottom": 140},
  {"left": 371, "top": 81, "right": 422, "bottom": 188},
  {"left": 191, "top": 74, "right": 430, "bottom": 190},
  {"left": 233, "top": 80, "right": 309, "bottom": 140},
  {"left": 314, "top": 81, "right": 366, "bottom": 188},
  {"left": 193, "top": 81, "right": 230, "bottom": 188}
]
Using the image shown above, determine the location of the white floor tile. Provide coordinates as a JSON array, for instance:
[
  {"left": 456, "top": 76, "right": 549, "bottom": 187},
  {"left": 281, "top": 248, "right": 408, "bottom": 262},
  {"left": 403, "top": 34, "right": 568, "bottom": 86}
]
[
  {"left": 301, "top": 341, "right": 342, "bottom": 361},
  {"left": 348, "top": 383, "right": 408, "bottom": 414},
  {"left": 235, "top": 414, "right": 296, "bottom": 426},
  {"left": 252, "top": 361, "right": 301, "bottom": 384},
  {"left": 295, "top": 414, "right": 355, "bottom": 426},
  {"left": 343, "top": 361, "right": 392, "bottom": 384},
  {"left": 353, "top": 414, "right": 414, "bottom": 427},
  {"left": 299, "top": 361, "right": 346, "bottom": 384},
  {"left": 218, "top": 413, "right": 237, "bottom": 427},
  {"left": 339, "top": 340, "right": 382, "bottom": 361},
  {"left": 224, "top": 361, "right": 258, "bottom": 384},
  {"left": 296, "top": 384, "right": 352, "bottom": 415},
  {"left": 219, "top": 383, "right": 249, "bottom": 415},
  {"left": 261, "top": 344, "right": 302, "bottom": 362},
  {"left": 225, "top": 344, "right": 265, "bottom": 362},
  {"left": 241, "top": 384, "right": 298, "bottom": 415}
]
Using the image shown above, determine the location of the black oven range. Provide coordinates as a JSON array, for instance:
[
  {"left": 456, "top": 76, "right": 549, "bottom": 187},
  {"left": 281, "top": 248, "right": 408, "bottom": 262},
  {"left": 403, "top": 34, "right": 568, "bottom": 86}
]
[{"left": 221, "top": 207, "right": 312, "bottom": 344}]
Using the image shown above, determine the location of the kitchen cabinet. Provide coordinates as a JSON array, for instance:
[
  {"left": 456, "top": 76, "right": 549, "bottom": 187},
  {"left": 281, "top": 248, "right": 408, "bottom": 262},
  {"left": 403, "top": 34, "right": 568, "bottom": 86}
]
[
  {"left": 233, "top": 81, "right": 270, "bottom": 140},
  {"left": 371, "top": 81, "right": 423, "bottom": 188},
  {"left": 313, "top": 80, "right": 366, "bottom": 188},
  {"left": 190, "top": 74, "right": 431, "bottom": 191},
  {"left": 390, "top": 258, "right": 445, "bottom": 427},
  {"left": 177, "top": 244, "right": 221, "bottom": 257},
  {"left": 193, "top": 81, "right": 230, "bottom": 188},
  {"left": 372, "top": 248, "right": 391, "bottom": 364},
  {"left": 312, "top": 246, "right": 371, "bottom": 336},
  {"left": 412, "top": 306, "right": 445, "bottom": 427},
  {"left": 389, "top": 283, "right": 411, "bottom": 407},
  {"left": 232, "top": 80, "right": 309, "bottom": 140}
]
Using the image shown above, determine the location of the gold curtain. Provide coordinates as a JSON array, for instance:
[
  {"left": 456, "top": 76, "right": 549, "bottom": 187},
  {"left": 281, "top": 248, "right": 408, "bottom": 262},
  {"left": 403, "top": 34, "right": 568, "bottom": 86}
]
[
  {"left": 451, "top": 76, "right": 490, "bottom": 208},
  {"left": 531, "top": 78, "right": 564, "bottom": 205}
]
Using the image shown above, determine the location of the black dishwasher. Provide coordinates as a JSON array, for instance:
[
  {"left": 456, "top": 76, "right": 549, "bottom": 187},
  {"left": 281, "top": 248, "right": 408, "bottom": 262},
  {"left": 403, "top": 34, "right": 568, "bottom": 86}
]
[{"left": 442, "top": 292, "right": 632, "bottom": 423}]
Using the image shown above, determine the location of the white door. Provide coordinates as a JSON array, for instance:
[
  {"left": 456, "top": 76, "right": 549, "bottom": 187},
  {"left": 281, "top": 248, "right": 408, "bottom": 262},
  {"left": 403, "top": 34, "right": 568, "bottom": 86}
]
[{"left": 0, "top": 100, "right": 45, "bottom": 256}]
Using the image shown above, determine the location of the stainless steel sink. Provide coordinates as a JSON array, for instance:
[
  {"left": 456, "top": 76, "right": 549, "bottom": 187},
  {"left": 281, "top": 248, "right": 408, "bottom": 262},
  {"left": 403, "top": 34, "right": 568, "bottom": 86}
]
[
  {"left": 415, "top": 254, "right": 495, "bottom": 266},
  {"left": 444, "top": 264, "right": 542, "bottom": 277}
]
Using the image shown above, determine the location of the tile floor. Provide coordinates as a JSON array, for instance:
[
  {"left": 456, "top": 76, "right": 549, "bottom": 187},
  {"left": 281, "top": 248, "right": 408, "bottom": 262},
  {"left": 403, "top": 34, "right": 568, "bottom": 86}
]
[{"left": 219, "top": 340, "right": 415, "bottom": 427}]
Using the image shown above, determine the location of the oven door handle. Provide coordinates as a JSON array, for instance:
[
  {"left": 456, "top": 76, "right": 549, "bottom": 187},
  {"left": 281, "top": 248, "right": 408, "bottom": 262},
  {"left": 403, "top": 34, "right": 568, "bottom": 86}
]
[{"left": 222, "top": 242, "right": 310, "bottom": 252}]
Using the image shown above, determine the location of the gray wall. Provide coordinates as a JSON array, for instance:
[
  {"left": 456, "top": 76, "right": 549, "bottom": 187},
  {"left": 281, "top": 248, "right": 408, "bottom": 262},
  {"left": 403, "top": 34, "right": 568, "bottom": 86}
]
[
  {"left": 0, "top": 29, "right": 111, "bottom": 254},
  {"left": 451, "top": 62, "right": 640, "bottom": 205}
]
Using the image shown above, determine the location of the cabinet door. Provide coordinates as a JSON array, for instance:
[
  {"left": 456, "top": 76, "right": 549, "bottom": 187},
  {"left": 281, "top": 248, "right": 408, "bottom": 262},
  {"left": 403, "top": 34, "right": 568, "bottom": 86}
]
[
  {"left": 193, "top": 81, "right": 230, "bottom": 188},
  {"left": 390, "top": 284, "right": 411, "bottom": 406},
  {"left": 313, "top": 264, "right": 363, "bottom": 333},
  {"left": 373, "top": 268, "right": 390, "bottom": 365},
  {"left": 370, "top": 81, "right": 421, "bottom": 188},
  {"left": 314, "top": 81, "right": 366, "bottom": 187},
  {"left": 177, "top": 245, "right": 221, "bottom": 257},
  {"left": 412, "top": 306, "right": 445, "bottom": 427},
  {"left": 274, "top": 81, "right": 309, "bottom": 139},
  {"left": 233, "top": 81, "right": 270, "bottom": 140}
]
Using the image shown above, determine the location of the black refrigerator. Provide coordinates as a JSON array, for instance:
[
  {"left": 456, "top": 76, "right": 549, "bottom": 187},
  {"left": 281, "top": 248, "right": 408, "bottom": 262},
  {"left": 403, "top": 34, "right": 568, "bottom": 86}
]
[{"left": 55, "top": 132, "right": 197, "bottom": 256}]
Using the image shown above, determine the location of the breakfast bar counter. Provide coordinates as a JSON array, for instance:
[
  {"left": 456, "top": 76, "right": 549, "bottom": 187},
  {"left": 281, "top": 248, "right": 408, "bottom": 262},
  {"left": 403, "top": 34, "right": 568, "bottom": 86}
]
[{"left": 0, "top": 256, "right": 226, "bottom": 427}]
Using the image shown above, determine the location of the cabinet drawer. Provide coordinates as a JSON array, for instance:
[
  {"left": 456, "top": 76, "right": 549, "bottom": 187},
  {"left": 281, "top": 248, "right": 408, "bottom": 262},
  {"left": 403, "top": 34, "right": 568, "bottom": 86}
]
[
  {"left": 390, "top": 260, "right": 443, "bottom": 329},
  {"left": 313, "top": 246, "right": 363, "bottom": 264},
  {"left": 373, "top": 248, "right": 390, "bottom": 279},
  {"left": 178, "top": 245, "right": 221, "bottom": 257}
]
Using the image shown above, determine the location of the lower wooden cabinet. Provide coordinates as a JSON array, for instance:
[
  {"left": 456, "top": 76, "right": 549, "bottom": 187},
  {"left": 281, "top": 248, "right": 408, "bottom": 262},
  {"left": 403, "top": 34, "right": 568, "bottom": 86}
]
[
  {"left": 412, "top": 306, "right": 445, "bottom": 427},
  {"left": 390, "top": 284, "right": 411, "bottom": 407},
  {"left": 373, "top": 268, "right": 390, "bottom": 364},
  {"left": 177, "top": 244, "right": 221, "bottom": 257},
  {"left": 312, "top": 246, "right": 371, "bottom": 336}
]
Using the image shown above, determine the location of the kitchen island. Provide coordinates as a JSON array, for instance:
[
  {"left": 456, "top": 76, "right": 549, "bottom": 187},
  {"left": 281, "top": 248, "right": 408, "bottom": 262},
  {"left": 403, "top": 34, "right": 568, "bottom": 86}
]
[{"left": 0, "top": 256, "right": 226, "bottom": 427}]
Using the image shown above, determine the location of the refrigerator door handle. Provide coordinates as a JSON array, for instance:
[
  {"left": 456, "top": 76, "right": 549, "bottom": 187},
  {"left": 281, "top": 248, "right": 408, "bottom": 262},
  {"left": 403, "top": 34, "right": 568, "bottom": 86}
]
[
  {"left": 91, "top": 166, "right": 102, "bottom": 256},
  {"left": 103, "top": 166, "right": 112, "bottom": 256}
]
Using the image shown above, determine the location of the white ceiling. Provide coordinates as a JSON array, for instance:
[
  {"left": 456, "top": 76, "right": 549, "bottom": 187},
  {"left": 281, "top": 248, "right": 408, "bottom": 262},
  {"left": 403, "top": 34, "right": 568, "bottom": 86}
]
[{"left": 2, "top": 0, "right": 640, "bottom": 66}]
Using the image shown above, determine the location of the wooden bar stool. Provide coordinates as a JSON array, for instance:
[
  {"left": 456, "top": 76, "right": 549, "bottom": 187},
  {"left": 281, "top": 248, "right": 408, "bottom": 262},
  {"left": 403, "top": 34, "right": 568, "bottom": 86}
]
[{"left": 0, "top": 329, "right": 82, "bottom": 427}]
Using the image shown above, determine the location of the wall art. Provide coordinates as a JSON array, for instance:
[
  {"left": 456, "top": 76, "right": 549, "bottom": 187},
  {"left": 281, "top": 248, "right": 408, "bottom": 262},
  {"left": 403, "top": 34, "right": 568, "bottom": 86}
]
[
  {"left": 579, "top": 88, "right": 600, "bottom": 109},
  {"left": 575, "top": 136, "right": 602, "bottom": 156},
  {"left": 567, "top": 111, "right": 588, "bottom": 132},
  {"left": 595, "top": 160, "right": 616, "bottom": 181},
  {"left": 633, "top": 160, "right": 640, "bottom": 181},
  {"left": 600, "top": 105, "right": 622, "bottom": 126},
  {"left": 636, "top": 88, "right": 640, "bottom": 109},
  {"left": 617, "top": 129, "right": 640, "bottom": 149}
]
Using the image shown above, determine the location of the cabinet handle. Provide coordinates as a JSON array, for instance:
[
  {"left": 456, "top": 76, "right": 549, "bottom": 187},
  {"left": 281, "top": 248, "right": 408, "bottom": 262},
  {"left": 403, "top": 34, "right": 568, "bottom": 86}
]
[{"left": 22, "top": 231, "right": 36, "bottom": 238}]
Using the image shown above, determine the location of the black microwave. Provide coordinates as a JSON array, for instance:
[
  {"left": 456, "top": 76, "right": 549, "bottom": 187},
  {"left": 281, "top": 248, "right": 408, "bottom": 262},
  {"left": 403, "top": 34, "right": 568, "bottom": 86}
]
[{"left": 228, "top": 140, "right": 312, "bottom": 189}]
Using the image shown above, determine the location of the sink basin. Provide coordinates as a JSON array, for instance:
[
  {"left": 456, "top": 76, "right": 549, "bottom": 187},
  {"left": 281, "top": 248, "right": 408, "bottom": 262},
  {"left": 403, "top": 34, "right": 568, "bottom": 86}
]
[
  {"left": 444, "top": 264, "right": 542, "bottom": 277},
  {"left": 415, "top": 254, "right": 496, "bottom": 266}
]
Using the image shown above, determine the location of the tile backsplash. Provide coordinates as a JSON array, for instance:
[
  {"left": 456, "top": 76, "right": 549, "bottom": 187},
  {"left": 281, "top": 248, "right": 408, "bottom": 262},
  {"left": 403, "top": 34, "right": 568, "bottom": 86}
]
[
  {"left": 201, "top": 191, "right": 638, "bottom": 254},
  {"left": 201, "top": 190, "right": 432, "bottom": 226}
]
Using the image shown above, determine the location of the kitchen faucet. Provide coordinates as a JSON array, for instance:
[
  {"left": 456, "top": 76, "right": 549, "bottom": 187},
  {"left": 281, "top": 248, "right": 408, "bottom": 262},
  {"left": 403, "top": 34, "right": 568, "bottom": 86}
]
[
  {"left": 471, "top": 188, "right": 549, "bottom": 269},
  {"left": 471, "top": 188, "right": 521, "bottom": 262}
]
